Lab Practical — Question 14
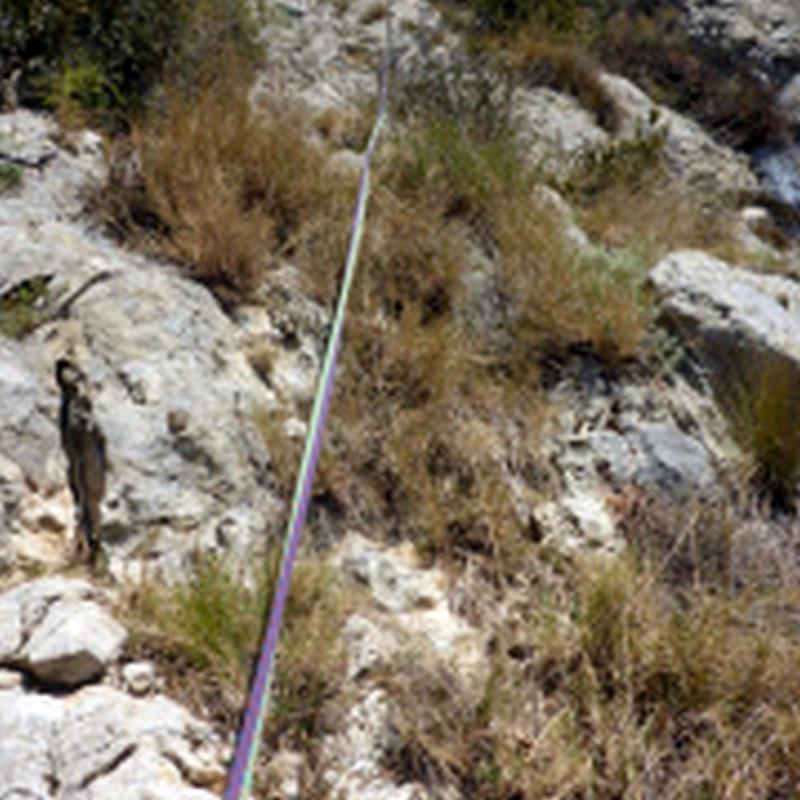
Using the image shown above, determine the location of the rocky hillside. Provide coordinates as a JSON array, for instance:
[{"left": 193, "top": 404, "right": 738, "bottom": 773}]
[{"left": 2, "top": 0, "right": 800, "bottom": 798}]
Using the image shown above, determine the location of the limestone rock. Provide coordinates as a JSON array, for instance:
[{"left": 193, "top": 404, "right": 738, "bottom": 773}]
[
  {"left": 600, "top": 73, "right": 758, "bottom": 194},
  {"left": 650, "top": 250, "right": 800, "bottom": 385},
  {"left": 122, "top": 661, "right": 156, "bottom": 696},
  {"left": 0, "top": 685, "right": 224, "bottom": 800},
  {"left": 684, "top": 0, "right": 800, "bottom": 77},
  {"left": 0, "top": 577, "right": 126, "bottom": 686},
  {"left": 22, "top": 598, "right": 127, "bottom": 686},
  {"left": 321, "top": 689, "right": 428, "bottom": 800},
  {"left": 0, "top": 110, "right": 284, "bottom": 576}
]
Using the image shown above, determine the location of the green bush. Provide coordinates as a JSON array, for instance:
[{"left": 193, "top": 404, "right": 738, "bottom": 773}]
[{"left": 0, "top": 0, "right": 260, "bottom": 126}]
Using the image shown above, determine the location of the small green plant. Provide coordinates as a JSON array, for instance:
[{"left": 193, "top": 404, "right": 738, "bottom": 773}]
[
  {"left": 0, "top": 275, "right": 54, "bottom": 339},
  {"left": 0, "top": 161, "right": 22, "bottom": 193},
  {"left": 42, "top": 60, "right": 120, "bottom": 127},
  {"left": 127, "top": 551, "right": 351, "bottom": 747}
]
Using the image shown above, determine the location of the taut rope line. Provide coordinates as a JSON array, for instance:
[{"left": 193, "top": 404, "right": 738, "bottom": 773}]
[{"left": 223, "top": 15, "right": 392, "bottom": 800}]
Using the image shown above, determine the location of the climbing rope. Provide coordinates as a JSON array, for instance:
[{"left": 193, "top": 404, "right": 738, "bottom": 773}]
[{"left": 223, "top": 15, "right": 392, "bottom": 800}]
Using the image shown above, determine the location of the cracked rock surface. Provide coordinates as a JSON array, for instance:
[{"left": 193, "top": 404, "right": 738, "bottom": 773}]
[{"left": 0, "top": 578, "right": 225, "bottom": 799}]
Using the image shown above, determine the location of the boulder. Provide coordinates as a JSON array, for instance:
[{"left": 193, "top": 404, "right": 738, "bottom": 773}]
[
  {"left": 0, "top": 685, "right": 224, "bottom": 800},
  {"left": 650, "top": 250, "right": 800, "bottom": 386},
  {"left": 0, "top": 110, "right": 284, "bottom": 576},
  {"left": 599, "top": 73, "right": 759, "bottom": 194},
  {"left": 683, "top": 0, "right": 800, "bottom": 78},
  {"left": 22, "top": 598, "right": 127, "bottom": 686},
  {"left": 0, "top": 577, "right": 124, "bottom": 686}
]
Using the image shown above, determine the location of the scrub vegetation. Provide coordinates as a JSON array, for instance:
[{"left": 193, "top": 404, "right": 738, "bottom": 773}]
[{"left": 9, "top": 0, "right": 798, "bottom": 797}]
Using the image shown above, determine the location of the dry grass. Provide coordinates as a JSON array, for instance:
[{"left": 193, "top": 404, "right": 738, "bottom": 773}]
[
  {"left": 99, "top": 66, "right": 345, "bottom": 303},
  {"left": 714, "top": 356, "right": 800, "bottom": 510},
  {"left": 495, "top": 195, "right": 652, "bottom": 362},
  {"left": 491, "top": 30, "right": 619, "bottom": 131},
  {"left": 378, "top": 548, "right": 800, "bottom": 799}
]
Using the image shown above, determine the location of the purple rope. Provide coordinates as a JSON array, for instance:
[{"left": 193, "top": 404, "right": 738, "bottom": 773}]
[{"left": 223, "top": 17, "right": 392, "bottom": 799}]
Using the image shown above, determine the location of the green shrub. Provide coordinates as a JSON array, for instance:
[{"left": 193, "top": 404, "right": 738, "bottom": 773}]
[
  {"left": 0, "top": 162, "right": 22, "bottom": 193},
  {"left": 0, "top": 0, "right": 260, "bottom": 126}
]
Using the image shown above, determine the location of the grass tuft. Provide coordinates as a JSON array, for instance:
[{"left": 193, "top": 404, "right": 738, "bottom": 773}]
[
  {"left": 98, "top": 70, "right": 343, "bottom": 302},
  {"left": 126, "top": 551, "right": 351, "bottom": 750},
  {"left": 715, "top": 357, "right": 800, "bottom": 510}
]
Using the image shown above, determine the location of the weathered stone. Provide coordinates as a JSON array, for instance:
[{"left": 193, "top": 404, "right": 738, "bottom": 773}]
[
  {"left": 0, "top": 110, "right": 284, "bottom": 576},
  {"left": 337, "top": 533, "right": 443, "bottom": 613},
  {"left": 0, "top": 690, "right": 62, "bottom": 799},
  {"left": 600, "top": 74, "right": 758, "bottom": 194},
  {"left": 684, "top": 0, "right": 800, "bottom": 76},
  {"left": 0, "top": 667, "right": 23, "bottom": 690},
  {"left": 266, "top": 750, "right": 306, "bottom": 800},
  {"left": 629, "top": 423, "right": 716, "bottom": 498},
  {"left": 22, "top": 598, "right": 127, "bottom": 686},
  {"left": 0, "top": 576, "right": 95, "bottom": 662},
  {"left": 321, "top": 689, "right": 427, "bottom": 800},
  {"left": 650, "top": 250, "right": 800, "bottom": 388},
  {"left": 52, "top": 687, "right": 224, "bottom": 799},
  {"left": 343, "top": 614, "right": 401, "bottom": 681},
  {"left": 335, "top": 534, "right": 485, "bottom": 679},
  {"left": 122, "top": 660, "right": 156, "bottom": 696}
]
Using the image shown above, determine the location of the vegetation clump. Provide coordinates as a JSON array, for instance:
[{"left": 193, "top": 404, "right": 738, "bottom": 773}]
[
  {"left": 0, "top": 0, "right": 260, "bottom": 127},
  {"left": 380, "top": 550, "right": 800, "bottom": 799},
  {"left": 126, "top": 552, "right": 351, "bottom": 754}
]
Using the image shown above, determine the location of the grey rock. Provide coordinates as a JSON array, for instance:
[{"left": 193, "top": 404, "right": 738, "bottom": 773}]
[
  {"left": 0, "top": 667, "right": 23, "bottom": 690},
  {"left": 0, "top": 690, "right": 62, "bottom": 799},
  {"left": 0, "top": 684, "right": 225, "bottom": 800},
  {"left": 336, "top": 533, "right": 441, "bottom": 613},
  {"left": 321, "top": 689, "right": 429, "bottom": 800},
  {"left": 0, "top": 576, "right": 95, "bottom": 662},
  {"left": 0, "top": 110, "right": 284, "bottom": 574},
  {"left": 0, "top": 577, "right": 126, "bottom": 689},
  {"left": 600, "top": 73, "right": 758, "bottom": 194},
  {"left": 342, "top": 613, "right": 400, "bottom": 681},
  {"left": 53, "top": 688, "right": 224, "bottom": 798},
  {"left": 0, "top": 588, "right": 24, "bottom": 662},
  {"left": 650, "top": 250, "right": 800, "bottom": 390},
  {"left": 629, "top": 423, "right": 716, "bottom": 498},
  {"left": 684, "top": 0, "right": 800, "bottom": 76},
  {"left": 22, "top": 598, "right": 127, "bottom": 686},
  {"left": 266, "top": 750, "right": 306, "bottom": 800},
  {"left": 514, "top": 87, "right": 608, "bottom": 172}
]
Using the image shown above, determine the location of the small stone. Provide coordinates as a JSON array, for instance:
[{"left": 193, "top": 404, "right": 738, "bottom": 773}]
[
  {"left": 122, "top": 661, "right": 156, "bottom": 696},
  {"left": 266, "top": 750, "right": 305, "bottom": 800}
]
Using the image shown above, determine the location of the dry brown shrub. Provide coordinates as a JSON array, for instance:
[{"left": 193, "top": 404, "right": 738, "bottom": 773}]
[
  {"left": 496, "top": 29, "right": 619, "bottom": 131},
  {"left": 100, "top": 65, "right": 343, "bottom": 302},
  {"left": 382, "top": 549, "right": 800, "bottom": 798},
  {"left": 495, "top": 195, "right": 652, "bottom": 361}
]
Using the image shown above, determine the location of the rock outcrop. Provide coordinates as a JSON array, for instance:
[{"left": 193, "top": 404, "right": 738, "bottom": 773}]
[
  {"left": 0, "top": 577, "right": 225, "bottom": 799},
  {"left": 0, "top": 110, "right": 285, "bottom": 579},
  {"left": 651, "top": 249, "right": 800, "bottom": 387}
]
